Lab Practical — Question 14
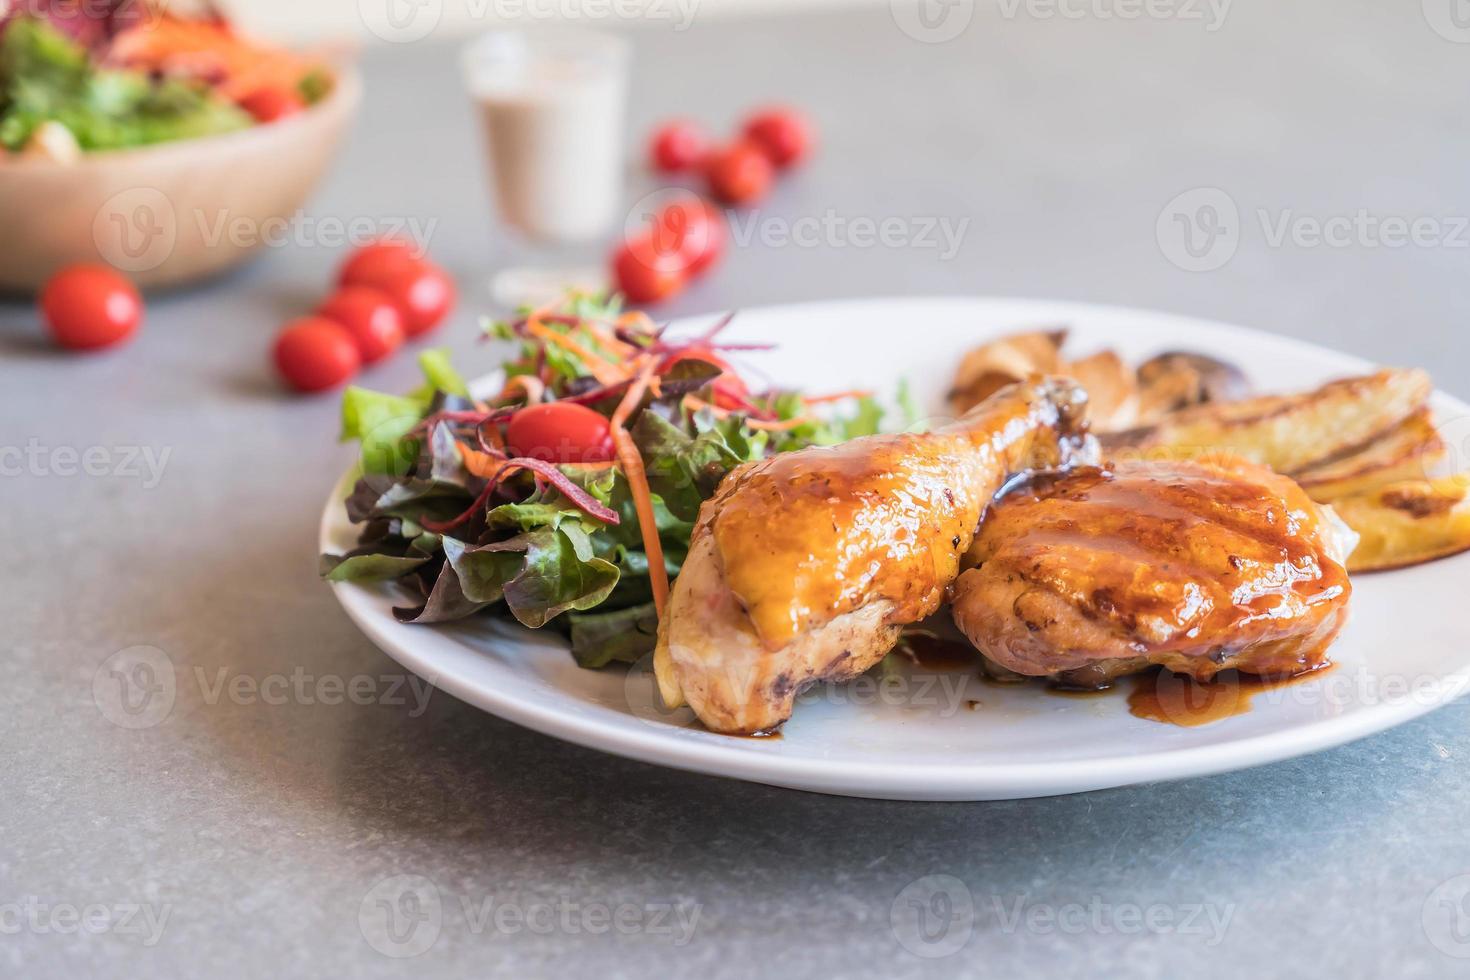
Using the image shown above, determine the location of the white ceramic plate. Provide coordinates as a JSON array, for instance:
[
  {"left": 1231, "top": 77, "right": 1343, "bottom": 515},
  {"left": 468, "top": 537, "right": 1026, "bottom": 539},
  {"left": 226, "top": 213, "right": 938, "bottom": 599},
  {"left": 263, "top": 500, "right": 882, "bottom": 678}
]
[{"left": 321, "top": 297, "right": 1470, "bottom": 801}]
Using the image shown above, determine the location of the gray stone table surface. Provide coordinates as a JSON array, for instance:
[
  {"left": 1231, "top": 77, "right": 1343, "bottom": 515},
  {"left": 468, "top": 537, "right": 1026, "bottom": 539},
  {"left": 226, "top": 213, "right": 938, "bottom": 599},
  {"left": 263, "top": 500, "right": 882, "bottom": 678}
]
[{"left": 4, "top": 3, "right": 1470, "bottom": 977}]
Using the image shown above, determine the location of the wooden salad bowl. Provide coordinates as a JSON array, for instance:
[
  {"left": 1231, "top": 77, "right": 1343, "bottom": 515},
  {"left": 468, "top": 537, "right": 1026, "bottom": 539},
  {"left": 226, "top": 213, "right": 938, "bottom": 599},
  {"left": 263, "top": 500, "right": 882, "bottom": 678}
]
[{"left": 0, "top": 66, "right": 361, "bottom": 293}]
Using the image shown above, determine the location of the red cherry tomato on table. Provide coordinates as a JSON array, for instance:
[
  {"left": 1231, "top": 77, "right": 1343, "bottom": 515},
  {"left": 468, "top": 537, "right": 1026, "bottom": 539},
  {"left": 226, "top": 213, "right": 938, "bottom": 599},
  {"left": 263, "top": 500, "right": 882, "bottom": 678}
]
[
  {"left": 40, "top": 264, "right": 142, "bottom": 351},
  {"left": 506, "top": 403, "right": 615, "bottom": 464},
  {"left": 338, "top": 240, "right": 422, "bottom": 288},
  {"left": 239, "top": 87, "right": 305, "bottom": 123},
  {"left": 273, "top": 317, "right": 360, "bottom": 393},
  {"left": 651, "top": 197, "right": 726, "bottom": 278},
  {"left": 344, "top": 258, "right": 457, "bottom": 337},
  {"left": 316, "top": 286, "right": 406, "bottom": 364},
  {"left": 649, "top": 120, "right": 710, "bottom": 173},
  {"left": 659, "top": 346, "right": 751, "bottom": 410},
  {"left": 611, "top": 235, "right": 688, "bottom": 306},
  {"left": 741, "top": 107, "right": 812, "bottom": 169},
  {"left": 705, "top": 142, "right": 774, "bottom": 206}
]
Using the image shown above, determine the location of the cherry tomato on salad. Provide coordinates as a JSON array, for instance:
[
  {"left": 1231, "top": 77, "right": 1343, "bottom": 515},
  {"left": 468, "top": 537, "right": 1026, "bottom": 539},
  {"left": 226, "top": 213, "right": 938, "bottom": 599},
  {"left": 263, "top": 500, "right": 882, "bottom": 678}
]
[
  {"left": 40, "top": 263, "right": 142, "bottom": 351},
  {"left": 316, "top": 286, "right": 406, "bottom": 364},
  {"left": 704, "top": 142, "right": 774, "bottom": 206},
  {"left": 239, "top": 86, "right": 306, "bottom": 123},
  {"left": 345, "top": 258, "right": 457, "bottom": 337},
  {"left": 611, "top": 234, "right": 688, "bottom": 305},
  {"left": 741, "top": 107, "right": 812, "bottom": 169},
  {"left": 273, "top": 316, "right": 360, "bottom": 393},
  {"left": 338, "top": 240, "right": 421, "bottom": 289},
  {"left": 651, "top": 197, "right": 726, "bottom": 278},
  {"left": 506, "top": 402, "right": 616, "bottom": 464},
  {"left": 649, "top": 120, "right": 710, "bottom": 173},
  {"left": 659, "top": 345, "right": 751, "bottom": 410}
]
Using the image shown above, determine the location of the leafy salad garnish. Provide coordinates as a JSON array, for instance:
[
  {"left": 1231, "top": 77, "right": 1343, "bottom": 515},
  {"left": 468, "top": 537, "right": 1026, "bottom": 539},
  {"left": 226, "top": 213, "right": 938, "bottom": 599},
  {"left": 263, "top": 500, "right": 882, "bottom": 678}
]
[
  {"left": 322, "top": 292, "right": 883, "bottom": 669},
  {"left": 0, "top": 7, "right": 330, "bottom": 155}
]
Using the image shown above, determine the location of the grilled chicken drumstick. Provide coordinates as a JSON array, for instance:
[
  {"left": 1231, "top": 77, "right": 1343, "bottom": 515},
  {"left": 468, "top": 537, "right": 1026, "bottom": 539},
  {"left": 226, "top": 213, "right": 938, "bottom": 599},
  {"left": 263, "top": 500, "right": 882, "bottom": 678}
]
[{"left": 654, "top": 377, "right": 1097, "bottom": 734}]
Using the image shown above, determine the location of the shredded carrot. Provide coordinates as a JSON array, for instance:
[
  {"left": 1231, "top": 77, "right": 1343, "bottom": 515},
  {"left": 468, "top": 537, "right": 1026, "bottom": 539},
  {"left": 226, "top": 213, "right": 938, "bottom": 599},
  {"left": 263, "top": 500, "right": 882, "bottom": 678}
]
[
  {"left": 802, "top": 390, "right": 874, "bottom": 405},
  {"left": 499, "top": 374, "right": 545, "bottom": 405},
  {"left": 459, "top": 444, "right": 504, "bottom": 479},
  {"left": 526, "top": 320, "right": 627, "bottom": 386},
  {"left": 582, "top": 321, "right": 637, "bottom": 358},
  {"left": 611, "top": 358, "right": 670, "bottom": 618},
  {"left": 682, "top": 396, "right": 815, "bottom": 431},
  {"left": 616, "top": 311, "right": 658, "bottom": 335},
  {"left": 107, "top": 16, "right": 323, "bottom": 102}
]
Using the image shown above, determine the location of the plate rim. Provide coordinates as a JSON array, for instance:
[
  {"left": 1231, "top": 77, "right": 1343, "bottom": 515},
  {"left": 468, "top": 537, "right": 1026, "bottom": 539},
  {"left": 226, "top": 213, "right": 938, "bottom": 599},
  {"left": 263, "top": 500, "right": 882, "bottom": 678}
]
[{"left": 321, "top": 294, "right": 1470, "bottom": 800}]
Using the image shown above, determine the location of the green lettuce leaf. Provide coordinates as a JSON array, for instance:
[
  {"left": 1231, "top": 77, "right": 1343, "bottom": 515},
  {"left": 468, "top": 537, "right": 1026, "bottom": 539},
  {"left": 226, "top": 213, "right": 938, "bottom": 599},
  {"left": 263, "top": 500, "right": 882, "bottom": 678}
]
[{"left": 567, "top": 602, "right": 660, "bottom": 668}]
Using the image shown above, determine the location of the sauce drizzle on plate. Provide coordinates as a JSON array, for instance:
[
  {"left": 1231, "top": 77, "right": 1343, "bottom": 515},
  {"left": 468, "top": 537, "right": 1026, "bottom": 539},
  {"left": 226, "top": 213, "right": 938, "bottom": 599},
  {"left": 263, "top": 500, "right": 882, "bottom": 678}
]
[{"left": 1126, "top": 664, "right": 1335, "bottom": 727}]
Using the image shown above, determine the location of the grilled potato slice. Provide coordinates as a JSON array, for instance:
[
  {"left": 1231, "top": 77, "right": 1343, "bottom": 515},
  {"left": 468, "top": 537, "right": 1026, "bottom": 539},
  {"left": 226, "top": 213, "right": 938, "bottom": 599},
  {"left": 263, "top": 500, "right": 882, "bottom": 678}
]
[
  {"left": 1295, "top": 408, "right": 1446, "bottom": 501},
  {"left": 1065, "top": 349, "right": 1139, "bottom": 431},
  {"left": 949, "top": 329, "right": 1066, "bottom": 413},
  {"left": 1330, "top": 477, "right": 1470, "bottom": 572},
  {"left": 1117, "top": 368, "right": 1432, "bottom": 474}
]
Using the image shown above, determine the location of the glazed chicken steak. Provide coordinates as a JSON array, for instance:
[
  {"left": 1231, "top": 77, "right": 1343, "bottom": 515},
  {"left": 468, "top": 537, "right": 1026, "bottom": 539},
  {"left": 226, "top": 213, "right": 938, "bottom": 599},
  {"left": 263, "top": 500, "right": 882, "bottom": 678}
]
[{"left": 951, "top": 457, "right": 1358, "bottom": 688}]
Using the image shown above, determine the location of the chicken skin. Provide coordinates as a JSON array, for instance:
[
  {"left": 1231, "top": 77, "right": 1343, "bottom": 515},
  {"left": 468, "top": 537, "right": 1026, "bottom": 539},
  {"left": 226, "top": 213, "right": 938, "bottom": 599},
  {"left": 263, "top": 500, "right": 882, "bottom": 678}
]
[
  {"left": 655, "top": 377, "right": 1097, "bottom": 734},
  {"left": 950, "top": 457, "right": 1358, "bottom": 688}
]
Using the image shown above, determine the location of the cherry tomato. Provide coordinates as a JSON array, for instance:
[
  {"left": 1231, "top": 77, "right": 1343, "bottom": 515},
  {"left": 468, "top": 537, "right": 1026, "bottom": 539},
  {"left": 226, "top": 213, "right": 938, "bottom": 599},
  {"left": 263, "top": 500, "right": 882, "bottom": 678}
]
[
  {"left": 659, "top": 345, "right": 751, "bottom": 410},
  {"left": 506, "top": 402, "right": 615, "bottom": 464},
  {"left": 650, "top": 197, "right": 726, "bottom": 278},
  {"left": 649, "top": 120, "right": 710, "bottom": 173},
  {"left": 611, "top": 234, "right": 688, "bottom": 305},
  {"left": 273, "top": 317, "right": 360, "bottom": 393},
  {"left": 338, "top": 240, "right": 421, "bottom": 289},
  {"left": 347, "top": 260, "right": 456, "bottom": 337},
  {"left": 239, "top": 87, "right": 306, "bottom": 123},
  {"left": 705, "top": 142, "right": 774, "bottom": 206},
  {"left": 741, "top": 107, "right": 812, "bottom": 169},
  {"left": 40, "top": 263, "right": 142, "bottom": 351},
  {"left": 316, "top": 286, "right": 406, "bottom": 364}
]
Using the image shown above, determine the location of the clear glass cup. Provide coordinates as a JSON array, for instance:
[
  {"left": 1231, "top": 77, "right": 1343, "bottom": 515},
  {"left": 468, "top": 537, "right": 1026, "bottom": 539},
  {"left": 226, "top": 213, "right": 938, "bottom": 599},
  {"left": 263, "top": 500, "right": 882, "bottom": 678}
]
[{"left": 461, "top": 29, "right": 632, "bottom": 308}]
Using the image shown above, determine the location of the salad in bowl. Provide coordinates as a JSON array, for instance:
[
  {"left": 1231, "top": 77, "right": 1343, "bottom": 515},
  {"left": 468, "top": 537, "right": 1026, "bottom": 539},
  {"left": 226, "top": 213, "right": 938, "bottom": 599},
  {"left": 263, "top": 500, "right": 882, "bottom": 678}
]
[{"left": 1, "top": 1, "right": 332, "bottom": 161}]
